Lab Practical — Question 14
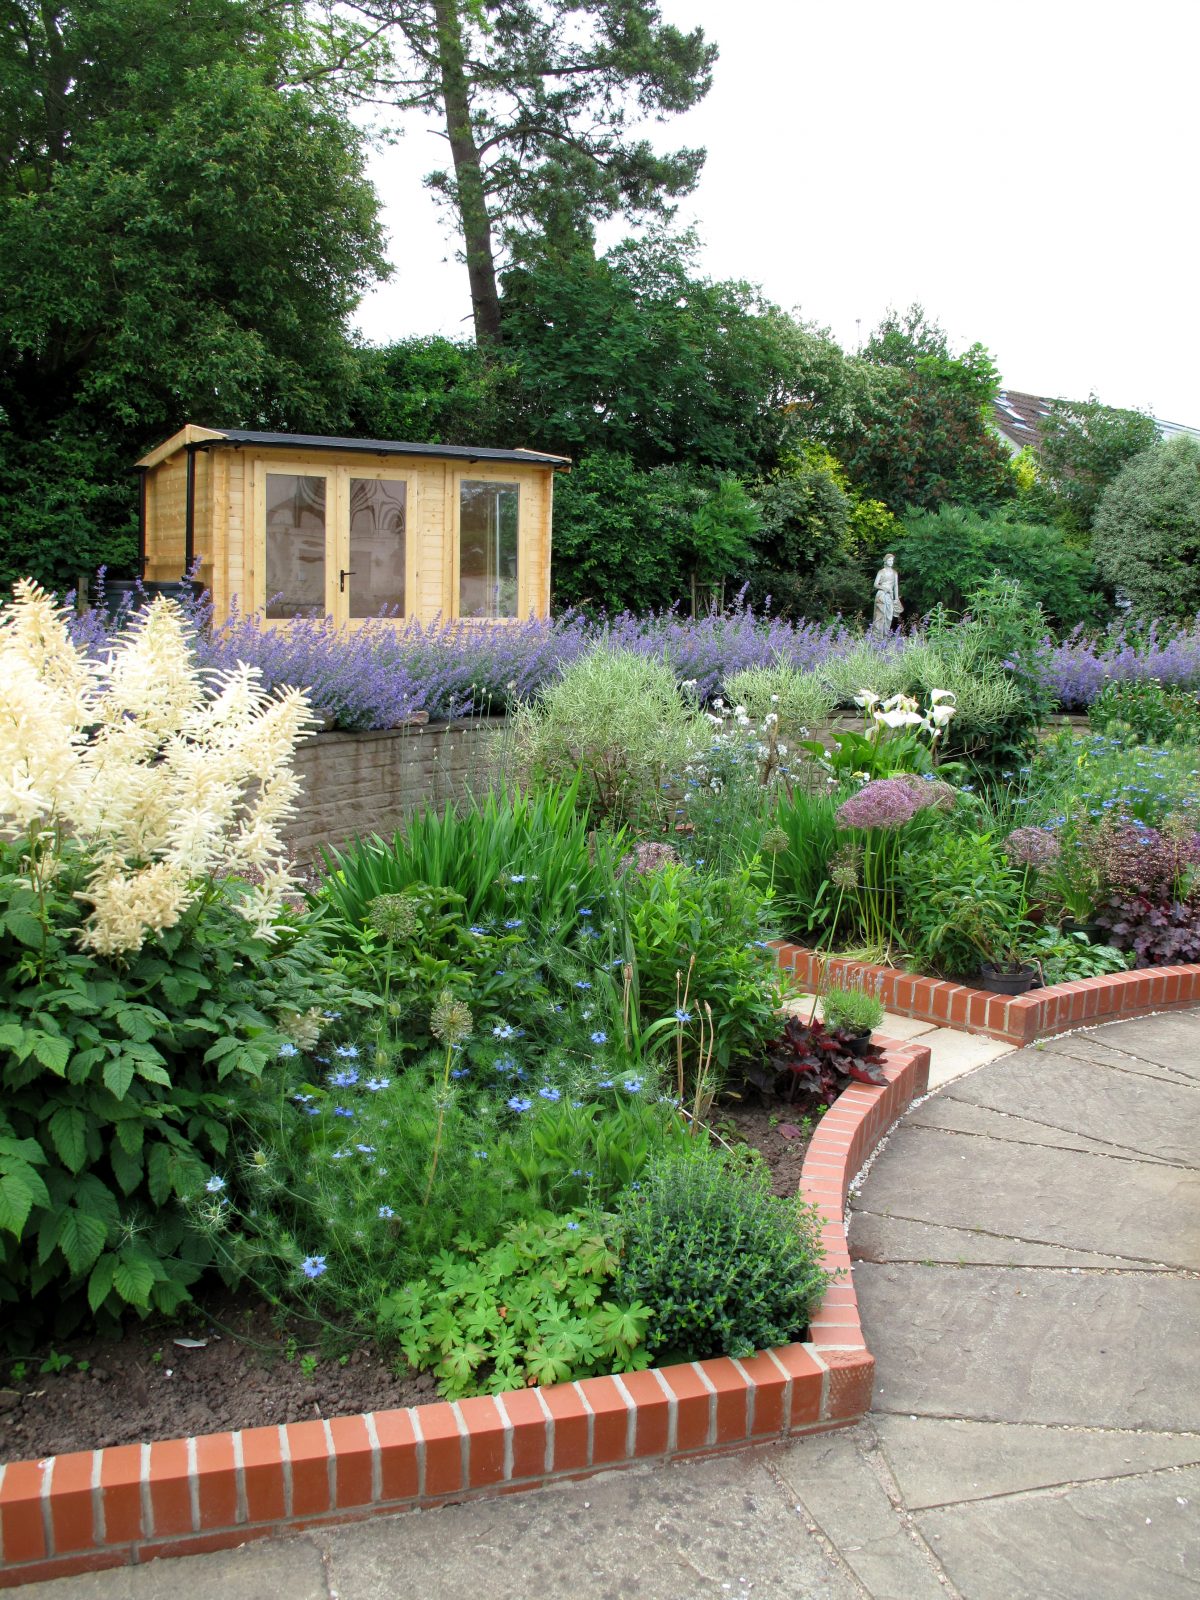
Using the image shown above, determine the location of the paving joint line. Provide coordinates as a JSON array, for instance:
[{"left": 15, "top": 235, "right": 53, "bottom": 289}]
[
  {"left": 1040, "top": 1043, "right": 1200, "bottom": 1091},
  {"left": 856, "top": 1418, "right": 966, "bottom": 1598},
  {"left": 894, "top": 1117, "right": 1188, "bottom": 1170},
  {"left": 850, "top": 1208, "right": 1189, "bottom": 1272},
  {"left": 903, "top": 1455, "right": 1200, "bottom": 1516},
  {"left": 760, "top": 1456, "right": 875, "bottom": 1600},
  {"left": 929, "top": 1092, "right": 1194, "bottom": 1166}
]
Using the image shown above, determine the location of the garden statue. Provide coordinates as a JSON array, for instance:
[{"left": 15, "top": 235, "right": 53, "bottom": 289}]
[{"left": 871, "top": 553, "right": 903, "bottom": 634}]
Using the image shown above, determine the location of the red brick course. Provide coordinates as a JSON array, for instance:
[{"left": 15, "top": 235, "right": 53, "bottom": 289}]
[
  {"left": 775, "top": 943, "right": 1200, "bottom": 1045},
  {"left": 0, "top": 1028, "right": 932, "bottom": 1586}
]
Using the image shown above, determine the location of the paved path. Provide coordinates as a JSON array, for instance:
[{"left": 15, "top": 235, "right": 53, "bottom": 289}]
[{"left": 23, "top": 1012, "right": 1200, "bottom": 1599}]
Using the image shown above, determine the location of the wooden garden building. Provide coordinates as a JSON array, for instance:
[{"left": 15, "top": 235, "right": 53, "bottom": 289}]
[{"left": 135, "top": 425, "right": 570, "bottom": 624}]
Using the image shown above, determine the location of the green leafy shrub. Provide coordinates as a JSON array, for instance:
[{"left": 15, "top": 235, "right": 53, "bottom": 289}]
[
  {"left": 1088, "top": 679, "right": 1200, "bottom": 746},
  {"left": 723, "top": 664, "right": 837, "bottom": 745},
  {"left": 770, "top": 785, "right": 842, "bottom": 942},
  {"left": 510, "top": 647, "right": 709, "bottom": 828},
  {"left": 1027, "top": 929, "right": 1131, "bottom": 985},
  {"left": 378, "top": 1213, "right": 652, "bottom": 1397},
  {"left": 0, "top": 838, "right": 357, "bottom": 1339},
  {"left": 619, "top": 863, "right": 784, "bottom": 1088},
  {"left": 612, "top": 1149, "right": 830, "bottom": 1360},
  {"left": 896, "top": 829, "right": 1033, "bottom": 978},
  {"left": 1093, "top": 434, "right": 1200, "bottom": 620}
]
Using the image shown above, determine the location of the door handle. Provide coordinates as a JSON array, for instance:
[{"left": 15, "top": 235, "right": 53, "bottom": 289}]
[{"left": 339, "top": 569, "right": 356, "bottom": 594}]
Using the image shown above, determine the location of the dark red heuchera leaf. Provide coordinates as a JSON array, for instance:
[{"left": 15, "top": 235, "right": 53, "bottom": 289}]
[{"left": 752, "top": 1016, "right": 886, "bottom": 1107}]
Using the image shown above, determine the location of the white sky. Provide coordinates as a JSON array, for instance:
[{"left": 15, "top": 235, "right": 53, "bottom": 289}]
[{"left": 353, "top": 0, "right": 1199, "bottom": 425}]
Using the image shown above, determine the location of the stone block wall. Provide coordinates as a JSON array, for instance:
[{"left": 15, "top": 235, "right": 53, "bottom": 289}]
[{"left": 282, "top": 719, "right": 504, "bottom": 862}]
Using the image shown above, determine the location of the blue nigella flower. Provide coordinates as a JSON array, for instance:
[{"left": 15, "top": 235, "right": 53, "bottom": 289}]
[
  {"left": 334, "top": 1106, "right": 354, "bottom": 1118},
  {"left": 356, "top": 1143, "right": 375, "bottom": 1154},
  {"left": 365, "top": 1077, "right": 390, "bottom": 1092},
  {"left": 597, "top": 1078, "right": 614, "bottom": 1089},
  {"left": 578, "top": 908, "right": 592, "bottom": 917},
  {"left": 378, "top": 1205, "right": 395, "bottom": 1219},
  {"left": 493, "top": 1023, "right": 516, "bottom": 1039},
  {"left": 468, "top": 925, "right": 488, "bottom": 936},
  {"left": 292, "top": 1093, "right": 314, "bottom": 1104},
  {"left": 590, "top": 1031, "right": 608, "bottom": 1045},
  {"left": 674, "top": 1008, "right": 692, "bottom": 1023},
  {"left": 450, "top": 1067, "right": 470, "bottom": 1079},
  {"left": 205, "top": 1175, "right": 226, "bottom": 1194},
  {"left": 566, "top": 1221, "right": 580, "bottom": 1231},
  {"left": 329, "top": 1068, "right": 359, "bottom": 1088},
  {"left": 334, "top": 1044, "right": 359, "bottom": 1059},
  {"left": 507, "top": 1096, "right": 532, "bottom": 1113},
  {"left": 504, "top": 918, "right": 524, "bottom": 929},
  {"left": 278, "top": 1042, "right": 298, "bottom": 1058},
  {"left": 509, "top": 873, "right": 526, "bottom": 883},
  {"left": 622, "top": 1077, "right": 644, "bottom": 1093},
  {"left": 300, "top": 1255, "right": 327, "bottom": 1279},
  {"left": 473, "top": 1149, "right": 489, "bottom": 1160},
  {"left": 538, "top": 1086, "right": 561, "bottom": 1101},
  {"left": 575, "top": 981, "right": 592, "bottom": 990}
]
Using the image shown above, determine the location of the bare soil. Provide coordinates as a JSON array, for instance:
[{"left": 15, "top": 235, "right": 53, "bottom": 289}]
[{"left": 0, "top": 1106, "right": 819, "bottom": 1464}]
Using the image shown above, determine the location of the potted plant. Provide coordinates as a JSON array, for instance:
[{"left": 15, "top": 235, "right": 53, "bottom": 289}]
[
  {"left": 822, "top": 986, "right": 885, "bottom": 1054},
  {"left": 959, "top": 905, "right": 1041, "bottom": 994}
]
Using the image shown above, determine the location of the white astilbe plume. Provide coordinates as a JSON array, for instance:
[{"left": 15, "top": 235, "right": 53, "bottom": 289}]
[{"left": 0, "top": 583, "right": 314, "bottom": 953}]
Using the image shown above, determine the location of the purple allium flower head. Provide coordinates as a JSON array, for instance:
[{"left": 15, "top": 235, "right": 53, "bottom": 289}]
[
  {"left": 1004, "top": 827, "right": 1062, "bottom": 869},
  {"left": 836, "top": 778, "right": 926, "bottom": 832}
]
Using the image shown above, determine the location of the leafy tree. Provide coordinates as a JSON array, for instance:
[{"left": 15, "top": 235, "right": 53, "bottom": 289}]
[
  {"left": 357, "top": 0, "right": 715, "bottom": 342},
  {"left": 835, "top": 306, "right": 1012, "bottom": 514},
  {"left": 0, "top": 0, "right": 387, "bottom": 591},
  {"left": 689, "top": 476, "right": 760, "bottom": 613},
  {"left": 1093, "top": 434, "right": 1200, "bottom": 619},
  {"left": 549, "top": 449, "right": 706, "bottom": 612},
  {"left": 895, "top": 504, "right": 1105, "bottom": 628},
  {"left": 344, "top": 336, "right": 521, "bottom": 445},
  {"left": 1037, "top": 394, "right": 1159, "bottom": 539},
  {"left": 501, "top": 232, "right": 816, "bottom": 473}
]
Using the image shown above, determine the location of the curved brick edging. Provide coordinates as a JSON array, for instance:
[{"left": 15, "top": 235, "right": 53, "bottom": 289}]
[
  {"left": 0, "top": 1040, "right": 931, "bottom": 1587},
  {"left": 776, "top": 941, "right": 1200, "bottom": 1046}
]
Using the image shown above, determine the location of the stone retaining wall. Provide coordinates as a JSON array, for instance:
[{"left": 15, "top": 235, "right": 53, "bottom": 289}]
[{"left": 283, "top": 720, "right": 504, "bottom": 862}]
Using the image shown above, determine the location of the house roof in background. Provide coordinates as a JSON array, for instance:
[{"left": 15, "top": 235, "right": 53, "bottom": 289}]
[
  {"left": 990, "top": 390, "right": 1200, "bottom": 455},
  {"left": 135, "top": 425, "right": 572, "bottom": 472}
]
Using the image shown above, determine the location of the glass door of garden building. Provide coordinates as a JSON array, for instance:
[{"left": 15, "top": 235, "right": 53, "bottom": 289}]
[{"left": 260, "top": 463, "right": 413, "bottom": 622}]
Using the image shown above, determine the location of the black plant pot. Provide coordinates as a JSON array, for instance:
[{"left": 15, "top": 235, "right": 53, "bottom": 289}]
[
  {"left": 978, "top": 963, "right": 1039, "bottom": 996},
  {"left": 1061, "top": 916, "right": 1104, "bottom": 944},
  {"left": 845, "top": 1032, "right": 875, "bottom": 1057}
]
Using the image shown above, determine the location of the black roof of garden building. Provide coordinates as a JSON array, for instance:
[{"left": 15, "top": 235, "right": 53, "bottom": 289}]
[{"left": 135, "top": 425, "right": 571, "bottom": 471}]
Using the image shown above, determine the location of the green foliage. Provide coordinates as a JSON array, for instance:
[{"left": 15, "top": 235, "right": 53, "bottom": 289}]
[
  {"left": 512, "top": 648, "right": 708, "bottom": 828},
  {"left": 378, "top": 1213, "right": 651, "bottom": 1398},
  {"left": 501, "top": 233, "right": 812, "bottom": 475},
  {"left": 896, "top": 829, "right": 1032, "bottom": 978},
  {"left": 343, "top": 339, "right": 520, "bottom": 447},
  {"left": 619, "top": 863, "right": 784, "bottom": 1086},
  {"left": 612, "top": 1148, "right": 831, "bottom": 1360},
  {"left": 895, "top": 504, "right": 1105, "bottom": 628},
  {"left": 747, "top": 455, "right": 856, "bottom": 617},
  {"left": 1038, "top": 396, "right": 1159, "bottom": 539},
  {"left": 769, "top": 785, "right": 843, "bottom": 942},
  {"left": 1087, "top": 679, "right": 1200, "bottom": 746},
  {"left": 822, "top": 986, "right": 885, "bottom": 1035},
  {"left": 1029, "top": 732, "right": 1200, "bottom": 830},
  {"left": 723, "top": 665, "right": 837, "bottom": 745},
  {"left": 834, "top": 306, "right": 1012, "bottom": 514},
  {"left": 1093, "top": 435, "right": 1200, "bottom": 620},
  {"left": 549, "top": 451, "right": 709, "bottom": 613},
  {"left": 1027, "top": 929, "right": 1131, "bottom": 986},
  {"left": 690, "top": 477, "right": 762, "bottom": 610},
  {"left": 0, "top": 0, "right": 387, "bottom": 591},
  {"left": 0, "top": 836, "right": 359, "bottom": 1340}
]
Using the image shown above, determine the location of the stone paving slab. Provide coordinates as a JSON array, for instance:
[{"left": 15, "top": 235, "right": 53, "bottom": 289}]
[
  {"left": 860, "top": 1263, "right": 1200, "bottom": 1432},
  {"left": 773, "top": 1426, "right": 949, "bottom": 1600},
  {"left": 850, "top": 1211, "right": 1155, "bottom": 1271},
  {"left": 20, "top": 1535, "right": 330, "bottom": 1599},
  {"left": 904, "top": 1091, "right": 1179, "bottom": 1165},
  {"left": 918, "top": 1028, "right": 1014, "bottom": 1089},
  {"left": 1069, "top": 1012, "right": 1200, "bottom": 1082},
  {"left": 870, "top": 1415, "right": 1200, "bottom": 1510},
  {"left": 856, "top": 1124, "right": 1200, "bottom": 1267},
  {"left": 942, "top": 1050, "right": 1200, "bottom": 1167},
  {"left": 916, "top": 1462, "right": 1200, "bottom": 1600},
  {"left": 1039, "top": 1029, "right": 1200, "bottom": 1090},
  {"left": 319, "top": 1451, "right": 862, "bottom": 1600}
]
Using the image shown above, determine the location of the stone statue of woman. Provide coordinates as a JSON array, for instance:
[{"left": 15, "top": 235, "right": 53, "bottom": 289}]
[{"left": 871, "top": 553, "right": 903, "bottom": 634}]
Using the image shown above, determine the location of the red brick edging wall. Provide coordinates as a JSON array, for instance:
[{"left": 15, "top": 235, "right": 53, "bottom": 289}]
[
  {"left": 0, "top": 1039, "right": 931, "bottom": 1586},
  {"left": 775, "top": 942, "right": 1200, "bottom": 1046}
]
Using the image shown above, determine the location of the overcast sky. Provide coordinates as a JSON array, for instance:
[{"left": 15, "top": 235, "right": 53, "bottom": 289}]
[{"left": 352, "top": 0, "right": 1199, "bottom": 425}]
